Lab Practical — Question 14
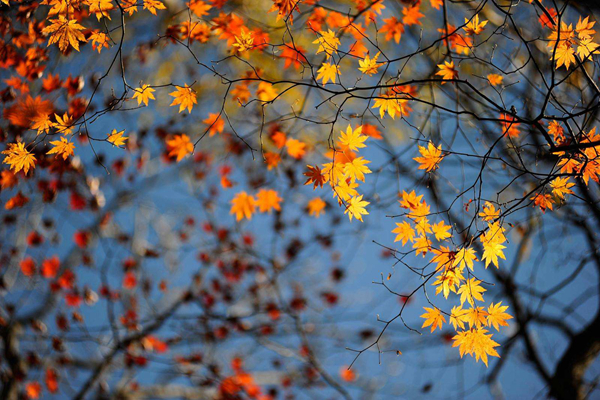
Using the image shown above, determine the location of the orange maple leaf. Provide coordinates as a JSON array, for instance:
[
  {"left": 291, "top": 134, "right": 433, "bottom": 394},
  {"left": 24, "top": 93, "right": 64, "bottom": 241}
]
[
  {"left": 230, "top": 191, "right": 256, "bottom": 221},
  {"left": 269, "top": 0, "right": 300, "bottom": 24},
  {"left": 414, "top": 141, "right": 444, "bottom": 172},
  {"left": 42, "top": 17, "right": 87, "bottom": 53},
  {"left": 256, "top": 189, "right": 282, "bottom": 213},
  {"left": 402, "top": 5, "right": 424, "bottom": 26},
  {"left": 169, "top": 84, "right": 197, "bottom": 113},
  {"left": 203, "top": 113, "right": 225, "bottom": 136},
  {"left": 286, "top": 138, "right": 306, "bottom": 159},
  {"left": 380, "top": 17, "right": 405, "bottom": 43},
  {"left": 166, "top": 134, "right": 194, "bottom": 161},
  {"left": 530, "top": 193, "right": 554, "bottom": 213},
  {"left": 436, "top": 61, "right": 458, "bottom": 82}
]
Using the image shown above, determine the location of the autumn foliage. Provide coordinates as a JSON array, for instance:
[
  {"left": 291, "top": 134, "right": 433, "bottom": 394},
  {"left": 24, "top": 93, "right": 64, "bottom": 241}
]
[{"left": 1, "top": 0, "right": 600, "bottom": 398}]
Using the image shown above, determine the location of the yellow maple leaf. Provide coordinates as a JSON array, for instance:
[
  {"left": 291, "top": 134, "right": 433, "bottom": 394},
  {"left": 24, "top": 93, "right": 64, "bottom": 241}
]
[
  {"left": 486, "top": 302, "right": 513, "bottom": 331},
  {"left": 42, "top": 17, "right": 87, "bottom": 53},
  {"left": 343, "top": 157, "right": 371, "bottom": 182},
  {"left": 436, "top": 61, "right": 458, "bottom": 82},
  {"left": 166, "top": 134, "right": 193, "bottom": 161},
  {"left": 452, "top": 327, "right": 500, "bottom": 366},
  {"left": 230, "top": 191, "right": 256, "bottom": 221},
  {"left": 482, "top": 240, "right": 506, "bottom": 269},
  {"left": 392, "top": 221, "right": 416, "bottom": 245},
  {"left": 85, "top": 0, "right": 115, "bottom": 20},
  {"left": 47, "top": 136, "right": 75, "bottom": 160},
  {"left": 576, "top": 36, "right": 600, "bottom": 60},
  {"left": 232, "top": 28, "right": 254, "bottom": 52},
  {"left": 323, "top": 161, "right": 346, "bottom": 185},
  {"left": 45, "top": 0, "right": 70, "bottom": 17},
  {"left": 432, "top": 267, "right": 463, "bottom": 298},
  {"left": 414, "top": 141, "right": 444, "bottom": 172},
  {"left": 413, "top": 234, "right": 432, "bottom": 257},
  {"left": 344, "top": 195, "right": 369, "bottom": 222},
  {"left": 480, "top": 222, "right": 507, "bottom": 269},
  {"left": 169, "top": 84, "right": 197, "bottom": 113},
  {"left": 465, "top": 306, "right": 489, "bottom": 329},
  {"left": 453, "top": 247, "right": 477, "bottom": 271},
  {"left": 54, "top": 113, "right": 74, "bottom": 135},
  {"left": 408, "top": 200, "right": 430, "bottom": 222},
  {"left": 313, "top": 29, "right": 340, "bottom": 59},
  {"left": 464, "top": 14, "right": 488, "bottom": 35},
  {"left": 431, "top": 220, "right": 451, "bottom": 241},
  {"left": 575, "top": 16, "right": 596, "bottom": 38},
  {"left": 31, "top": 114, "right": 54, "bottom": 135},
  {"left": 414, "top": 216, "right": 432, "bottom": 236},
  {"left": 316, "top": 62, "right": 339, "bottom": 85},
  {"left": 416, "top": 217, "right": 435, "bottom": 234},
  {"left": 478, "top": 201, "right": 500, "bottom": 221},
  {"left": 358, "top": 52, "right": 382, "bottom": 75},
  {"left": 547, "top": 22, "right": 575, "bottom": 50},
  {"left": 90, "top": 31, "right": 110, "bottom": 53},
  {"left": 550, "top": 176, "right": 575, "bottom": 199},
  {"left": 449, "top": 305, "right": 468, "bottom": 330},
  {"left": 487, "top": 73, "right": 503, "bottom": 86},
  {"left": 2, "top": 142, "right": 36, "bottom": 174},
  {"left": 255, "top": 189, "right": 282, "bottom": 213},
  {"left": 372, "top": 94, "right": 404, "bottom": 119},
  {"left": 548, "top": 120, "right": 565, "bottom": 142},
  {"left": 107, "top": 129, "right": 128, "bottom": 147},
  {"left": 398, "top": 189, "right": 424, "bottom": 210},
  {"left": 132, "top": 84, "right": 156, "bottom": 106},
  {"left": 554, "top": 45, "right": 576, "bottom": 70},
  {"left": 431, "top": 246, "right": 453, "bottom": 271},
  {"left": 122, "top": 0, "right": 138, "bottom": 15},
  {"left": 339, "top": 125, "right": 367, "bottom": 151},
  {"left": 143, "top": 0, "right": 166, "bottom": 15},
  {"left": 420, "top": 307, "right": 446, "bottom": 333},
  {"left": 457, "top": 278, "right": 486, "bottom": 307}
]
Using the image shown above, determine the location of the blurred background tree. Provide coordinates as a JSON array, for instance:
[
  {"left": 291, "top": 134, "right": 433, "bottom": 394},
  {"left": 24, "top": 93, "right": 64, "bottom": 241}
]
[{"left": 1, "top": 0, "right": 600, "bottom": 398}]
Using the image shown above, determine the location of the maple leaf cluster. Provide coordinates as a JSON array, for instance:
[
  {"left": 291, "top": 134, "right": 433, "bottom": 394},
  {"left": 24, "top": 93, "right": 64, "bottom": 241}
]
[
  {"left": 230, "top": 189, "right": 282, "bottom": 221},
  {"left": 304, "top": 124, "right": 376, "bottom": 222},
  {"left": 392, "top": 155, "right": 513, "bottom": 365},
  {"left": 546, "top": 16, "right": 600, "bottom": 70}
]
